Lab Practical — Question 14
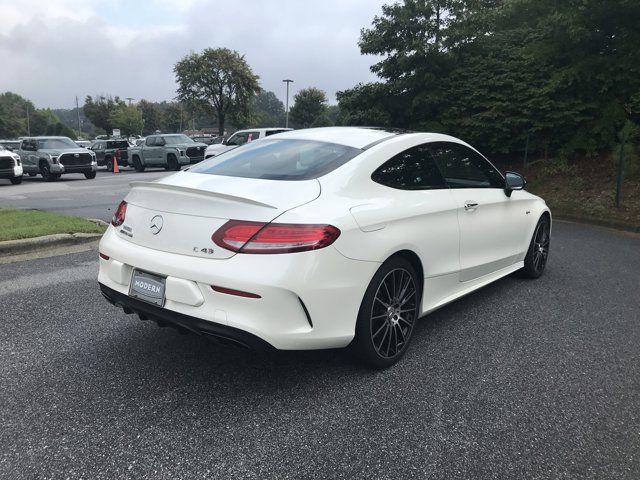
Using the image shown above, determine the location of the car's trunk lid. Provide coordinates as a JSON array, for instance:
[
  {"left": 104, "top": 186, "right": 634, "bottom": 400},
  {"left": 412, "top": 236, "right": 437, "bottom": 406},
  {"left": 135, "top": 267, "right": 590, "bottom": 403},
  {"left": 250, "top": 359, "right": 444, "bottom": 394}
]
[{"left": 117, "top": 172, "right": 320, "bottom": 259}]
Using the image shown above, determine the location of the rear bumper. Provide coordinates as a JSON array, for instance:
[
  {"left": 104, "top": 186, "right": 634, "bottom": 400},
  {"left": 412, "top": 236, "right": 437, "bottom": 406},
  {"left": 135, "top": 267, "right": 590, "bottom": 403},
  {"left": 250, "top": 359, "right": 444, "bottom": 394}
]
[
  {"left": 98, "top": 227, "right": 379, "bottom": 350},
  {"left": 99, "top": 283, "right": 275, "bottom": 350}
]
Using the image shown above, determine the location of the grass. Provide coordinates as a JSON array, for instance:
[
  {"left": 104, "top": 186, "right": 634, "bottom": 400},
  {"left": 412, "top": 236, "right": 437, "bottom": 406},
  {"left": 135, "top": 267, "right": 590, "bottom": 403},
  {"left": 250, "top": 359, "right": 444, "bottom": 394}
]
[
  {"left": 0, "top": 208, "right": 106, "bottom": 242},
  {"left": 497, "top": 155, "right": 640, "bottom": 230}
]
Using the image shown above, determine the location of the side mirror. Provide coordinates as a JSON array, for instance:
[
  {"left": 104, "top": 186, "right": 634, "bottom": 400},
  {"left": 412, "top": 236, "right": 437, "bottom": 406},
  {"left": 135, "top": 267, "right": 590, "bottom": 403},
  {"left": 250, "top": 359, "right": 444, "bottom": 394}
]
[{"left": 505, "top": 171, "right": 526, "bottom": 197}]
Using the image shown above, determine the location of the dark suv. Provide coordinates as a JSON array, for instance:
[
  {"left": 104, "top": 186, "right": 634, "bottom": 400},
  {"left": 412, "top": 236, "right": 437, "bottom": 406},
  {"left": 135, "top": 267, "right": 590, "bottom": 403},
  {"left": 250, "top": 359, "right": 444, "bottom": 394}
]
[{"left": 91, "top": 139, "right": 130, "bottom": 171}]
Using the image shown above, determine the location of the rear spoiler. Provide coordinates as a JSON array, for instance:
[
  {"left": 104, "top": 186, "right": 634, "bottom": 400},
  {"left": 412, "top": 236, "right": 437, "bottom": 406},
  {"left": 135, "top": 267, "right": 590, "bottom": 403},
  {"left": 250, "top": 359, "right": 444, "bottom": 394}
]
[{"left": 129, "top": 181, "right": 277, "bottom": 209}]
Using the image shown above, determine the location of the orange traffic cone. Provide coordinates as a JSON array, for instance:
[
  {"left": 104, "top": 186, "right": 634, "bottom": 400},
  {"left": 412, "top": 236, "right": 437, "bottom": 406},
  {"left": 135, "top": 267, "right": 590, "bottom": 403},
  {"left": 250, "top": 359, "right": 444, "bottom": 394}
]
[{"left": 113, "top": 155, "right": 120, "bottom": 173}]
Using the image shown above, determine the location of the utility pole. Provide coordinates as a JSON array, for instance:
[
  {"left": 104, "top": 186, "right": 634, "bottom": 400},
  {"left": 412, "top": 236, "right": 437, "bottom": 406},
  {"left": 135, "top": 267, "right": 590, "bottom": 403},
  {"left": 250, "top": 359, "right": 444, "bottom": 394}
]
[
  {"left": 126, "top": 97, "right": 134, "bottom": 106},
  {"left": 26, "top": 105, "right": 31, "bottom": 136},
  {"left": 283, "top": 79, "right": 293, "bottom": 128},
  {"left": 76, "top": 96, "right": 82, "bottom": 137}
]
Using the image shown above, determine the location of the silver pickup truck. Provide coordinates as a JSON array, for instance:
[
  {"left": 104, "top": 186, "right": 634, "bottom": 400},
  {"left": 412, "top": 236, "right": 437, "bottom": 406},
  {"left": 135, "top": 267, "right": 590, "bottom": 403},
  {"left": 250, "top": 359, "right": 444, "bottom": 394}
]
[
  {"left": 17, "top": 136, "right": 97, "bottom": 181},
  {"left": 127, "top": 134, "right": 207, "bottom": 172}
]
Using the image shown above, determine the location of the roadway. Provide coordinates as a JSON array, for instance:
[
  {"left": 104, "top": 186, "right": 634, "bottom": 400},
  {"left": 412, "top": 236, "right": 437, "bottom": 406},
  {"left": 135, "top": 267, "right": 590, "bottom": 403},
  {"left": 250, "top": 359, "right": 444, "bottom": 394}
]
[{"left": 1, "top": 221, "right": 639, "bottom": 478}]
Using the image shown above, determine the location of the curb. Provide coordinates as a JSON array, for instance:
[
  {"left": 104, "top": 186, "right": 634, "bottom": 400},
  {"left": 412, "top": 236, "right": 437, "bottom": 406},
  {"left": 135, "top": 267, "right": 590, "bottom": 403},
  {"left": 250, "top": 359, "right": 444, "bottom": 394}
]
[
  {"left": 0, "top": 232, "right": 103, "bottom": 256},
  {"left": 554, "top": 215, "right": 640, "bottom": 233}
]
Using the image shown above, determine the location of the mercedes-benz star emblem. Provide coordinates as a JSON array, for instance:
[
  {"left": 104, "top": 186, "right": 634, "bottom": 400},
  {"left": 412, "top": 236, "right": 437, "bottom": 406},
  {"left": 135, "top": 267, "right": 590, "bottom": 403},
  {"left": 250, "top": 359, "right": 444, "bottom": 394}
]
[{"left": 150, "top": 215, "right": 163, "bottom": 235}]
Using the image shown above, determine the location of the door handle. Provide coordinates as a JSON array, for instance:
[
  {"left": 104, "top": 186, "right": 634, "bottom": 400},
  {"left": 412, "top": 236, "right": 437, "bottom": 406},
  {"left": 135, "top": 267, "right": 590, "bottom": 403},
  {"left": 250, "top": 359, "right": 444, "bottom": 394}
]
[{"left": 464, "top": 201, "right": 479, "bottom": 211}]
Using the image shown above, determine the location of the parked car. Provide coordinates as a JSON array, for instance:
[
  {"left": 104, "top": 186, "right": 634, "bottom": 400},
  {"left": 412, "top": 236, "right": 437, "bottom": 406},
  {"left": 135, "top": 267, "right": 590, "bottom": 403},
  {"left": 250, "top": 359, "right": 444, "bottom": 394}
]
[
  {"left": 190, "top": 135, "right": 218, "bottom": 145},
  {"left": 18, "top": 136, "right": 97, "bottom": 181},
  {"left": 127, "top": 134, "right": 208, "bottom": 172},
  {"left": 98, "top": 127, "right": 551, "bottom": 368},
  {"left": 0, "top": 140, "right": 22, "bottom": 152},
  {"left": 204, "top": 128, "right": 292, "bottom": 159},
  {"left": 92, "top": 139, "right": 130, "bottom": 171},
  {"left": 0, "top": 145, "right": 23, "bottom": 184}
]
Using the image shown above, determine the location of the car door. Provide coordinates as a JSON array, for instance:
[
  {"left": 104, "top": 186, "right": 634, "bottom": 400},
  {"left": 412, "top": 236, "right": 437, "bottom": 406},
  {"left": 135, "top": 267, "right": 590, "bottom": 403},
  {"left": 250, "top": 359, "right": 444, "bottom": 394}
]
[
  {"left": 19, "top": 139, "right": 36, "bottom": 172},
  {"left": 144, "top": 136, "right": 160, "bottom": 165},
  {"left": 93, "top": 142, "right": 105, "bottom": 163},
  {"left": 428, "top": 141, "right": 528, "bottom": 282},
  {"left": 351, "top": 143, "right": 460, "bottom": 309}
]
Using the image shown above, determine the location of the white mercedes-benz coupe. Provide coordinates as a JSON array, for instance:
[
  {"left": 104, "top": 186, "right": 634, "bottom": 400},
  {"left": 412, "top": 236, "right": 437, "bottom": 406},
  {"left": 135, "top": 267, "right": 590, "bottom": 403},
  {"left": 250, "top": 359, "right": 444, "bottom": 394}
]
[{"left": 98, "top": 127, "right": 551, "bottom": 368}]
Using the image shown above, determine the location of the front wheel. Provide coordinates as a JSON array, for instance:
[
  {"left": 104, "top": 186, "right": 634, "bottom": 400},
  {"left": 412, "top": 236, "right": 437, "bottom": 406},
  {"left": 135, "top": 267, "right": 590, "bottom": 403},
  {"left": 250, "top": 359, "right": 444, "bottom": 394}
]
[
  {"left": 10, "top": 176, "right": 23, "bottom": 185},
  {"left": 352, "top": 257, "right": 420, "bottom": 369},
  {"left": 167, "top": 154, "right": 180, "bottom": 171},
  {"left": 40, "top": 163, "right": 55, "bottom": 182},
  {"left": 106, "top": 158, "right": 114, "bottom": 172},
  {"left": 520, "top": 215, "right": 550, "bottom": 279},
  {"left": 84, "top": 171, "right": 97, "bottom": 179},
  {"left": 132, "top": 156, "right": 145, "bottom": 172}
]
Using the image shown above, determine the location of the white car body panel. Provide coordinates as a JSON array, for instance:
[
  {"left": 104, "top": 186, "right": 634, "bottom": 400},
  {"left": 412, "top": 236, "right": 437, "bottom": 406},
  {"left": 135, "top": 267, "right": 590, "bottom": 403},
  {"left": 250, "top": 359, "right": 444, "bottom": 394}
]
[{"left": 99, "top": 127, "right": 550, "bottom": 350}]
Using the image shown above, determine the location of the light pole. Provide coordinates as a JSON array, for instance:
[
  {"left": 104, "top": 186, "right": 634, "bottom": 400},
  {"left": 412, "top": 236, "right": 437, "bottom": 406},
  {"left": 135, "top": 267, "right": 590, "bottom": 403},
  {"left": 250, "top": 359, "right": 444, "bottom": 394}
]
[
  {"left": 283, "top": 79, "right": 293, "bottom": 128},
  {"left": 126, "top": 97, "right": 134, "bottom": 106}
]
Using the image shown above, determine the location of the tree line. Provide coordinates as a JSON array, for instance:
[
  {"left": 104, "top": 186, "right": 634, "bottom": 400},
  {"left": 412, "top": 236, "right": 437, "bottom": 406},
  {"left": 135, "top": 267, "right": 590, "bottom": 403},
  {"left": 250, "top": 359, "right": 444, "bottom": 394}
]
[{"left": 337, "top": 0, "right": 640, "bottom": 160}]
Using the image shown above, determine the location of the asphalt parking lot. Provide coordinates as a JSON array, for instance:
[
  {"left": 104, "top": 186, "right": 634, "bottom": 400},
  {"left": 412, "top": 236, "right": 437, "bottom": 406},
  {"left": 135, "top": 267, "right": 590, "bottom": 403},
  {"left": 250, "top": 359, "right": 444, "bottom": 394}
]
[
  {"left": 0, "top": 169, "right": 173, "bottom": 221},
  {"left": 1, "top": 221, "right": 639, "bottom": 479}
]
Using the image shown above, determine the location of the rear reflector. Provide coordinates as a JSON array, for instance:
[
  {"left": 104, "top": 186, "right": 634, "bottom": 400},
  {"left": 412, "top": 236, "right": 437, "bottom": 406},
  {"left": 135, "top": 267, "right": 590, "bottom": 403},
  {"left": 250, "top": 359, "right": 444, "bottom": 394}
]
[
  {"left": 99, "top": 253, "right": 109, "bottom": 260},
  {"left": 211, "top": 285, "right": 261, "bottom": 299},
  {"left": 212, "top": 220, "right": 340, "bottom": 254}
]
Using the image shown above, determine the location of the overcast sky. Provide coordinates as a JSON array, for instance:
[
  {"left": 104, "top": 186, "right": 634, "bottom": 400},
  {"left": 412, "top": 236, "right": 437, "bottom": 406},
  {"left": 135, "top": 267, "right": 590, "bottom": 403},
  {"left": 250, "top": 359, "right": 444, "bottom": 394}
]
[{"left": 0, "top": 0, "right": 388, "bottom": 109}]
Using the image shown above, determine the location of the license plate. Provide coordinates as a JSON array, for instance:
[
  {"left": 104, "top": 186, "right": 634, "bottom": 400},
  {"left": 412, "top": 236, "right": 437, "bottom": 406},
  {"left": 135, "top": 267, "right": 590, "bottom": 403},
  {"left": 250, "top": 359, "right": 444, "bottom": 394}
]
[{"left": 129, "top": 269, "right": 166, "bottom": 306}]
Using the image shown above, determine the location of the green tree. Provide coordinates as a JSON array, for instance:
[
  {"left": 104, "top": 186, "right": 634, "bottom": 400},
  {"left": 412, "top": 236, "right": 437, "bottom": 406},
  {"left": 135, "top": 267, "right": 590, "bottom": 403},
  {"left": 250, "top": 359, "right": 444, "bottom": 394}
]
[
  {"left": 251, "top": 90, "right": 285, "bottom": 127},
  {"left": 174, "top": 48, "right": 260, "bottom": 135},
  {"left": 290, "top": 87, "right": 329, "bottom": 128},
  {"left": 0, "top": 92, "right": 32, "bottom": 137},
  {"left": 83, "top": 95, "right": 125, "bottom": 135},
  {"left": 137, "top": 100, "right": 165, "bottom": 135},
  {"left": 110, "top": 105, "right": 144, "bottom": 137}
]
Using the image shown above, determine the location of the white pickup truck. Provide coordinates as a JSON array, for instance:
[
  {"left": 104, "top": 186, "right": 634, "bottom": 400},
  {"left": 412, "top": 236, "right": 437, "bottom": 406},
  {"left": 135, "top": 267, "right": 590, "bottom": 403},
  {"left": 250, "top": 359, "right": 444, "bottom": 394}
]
[{"left": 204, "top": 128, "right": 292, "bottom": 159}]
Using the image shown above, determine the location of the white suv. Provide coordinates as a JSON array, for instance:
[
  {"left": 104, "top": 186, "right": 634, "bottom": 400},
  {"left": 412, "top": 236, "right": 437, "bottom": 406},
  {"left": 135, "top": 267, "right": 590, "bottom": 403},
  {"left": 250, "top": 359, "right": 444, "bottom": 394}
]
[{"left": 204, "top": 128, "right": 292, "bottom": 159}]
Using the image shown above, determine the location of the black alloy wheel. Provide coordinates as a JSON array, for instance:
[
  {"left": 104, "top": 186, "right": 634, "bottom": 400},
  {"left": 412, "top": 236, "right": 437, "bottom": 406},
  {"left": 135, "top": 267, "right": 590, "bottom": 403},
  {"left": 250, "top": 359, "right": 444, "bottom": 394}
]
[
  {"left": 520, "top": 216, "right": 551, "bottom": 279},
  {"left": 40, "top": 163, "right": 55, "bottom": 182},
  {"left": 167, "top": 155, "right": 180, "bottom": 171},
  {"left": 353, "top": 257, "right": 420, "bottom": 368},
  {"left": 133, "top": 156, "right": 145, "bottom": 172}
]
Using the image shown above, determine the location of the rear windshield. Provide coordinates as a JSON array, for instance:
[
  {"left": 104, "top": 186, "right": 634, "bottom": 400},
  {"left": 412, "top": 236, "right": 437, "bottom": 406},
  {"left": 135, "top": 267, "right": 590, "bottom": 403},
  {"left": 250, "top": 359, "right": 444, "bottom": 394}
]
[
  {"left": 107, "top": 141, "right": 129, "bottom": 149},
  {"left": 190, "top": 139, "right": 361, "bottom": 181}
]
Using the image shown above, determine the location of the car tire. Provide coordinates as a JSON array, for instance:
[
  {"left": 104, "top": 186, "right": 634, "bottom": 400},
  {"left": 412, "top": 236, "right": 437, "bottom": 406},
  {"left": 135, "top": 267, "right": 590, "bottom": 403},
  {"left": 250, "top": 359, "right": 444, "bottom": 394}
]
[
  {"left": 519, "top": 215, "right": 551, "bottom": 279},
  {"left": 133, "top": 156, "right": 145, "bottom": 172},
  {"left": 28, "top": 172, "right": 37, "bottom": 177},
  {"left": 40, "top": 163, "right": 55, "bottom": 182},
  {"left": 352, "top": 256, "right": 421, "bottom": 369},
  {"left": 167, "top": 154, "right": 180, "bottom": 171},
  {"left": 84, "top": 171, "right": 97, "bottom": 179},
  {"left": 106, "top": 158, "right": 114, "bottom": 172},
  {"left": 10, "top": 176, "right": 23, "bottom": 185}
]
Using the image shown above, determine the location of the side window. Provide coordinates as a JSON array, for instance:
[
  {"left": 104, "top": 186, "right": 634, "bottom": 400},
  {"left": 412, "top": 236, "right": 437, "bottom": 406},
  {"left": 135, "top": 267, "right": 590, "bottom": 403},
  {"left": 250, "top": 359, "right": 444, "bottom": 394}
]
[
  {"left": 428, "top": 142, "right": 504, "bottom": 189},
  {"left": 228, "top": 132, "right": 248, "bottom": 146},
  {"left": 145, "top": 137, "right": 156, "bottom": 147},
  {"left": 20, "top": 139, "right": 30, "bottom": 151},
  {"left": 247, "top": 131, "right": 261, "bottom": 142},
  {"left": 265, "top": 130, "right": 286, "bottom": 137},
  {"left": 371, "top": 144, "right": 447, "bottom": 190}
]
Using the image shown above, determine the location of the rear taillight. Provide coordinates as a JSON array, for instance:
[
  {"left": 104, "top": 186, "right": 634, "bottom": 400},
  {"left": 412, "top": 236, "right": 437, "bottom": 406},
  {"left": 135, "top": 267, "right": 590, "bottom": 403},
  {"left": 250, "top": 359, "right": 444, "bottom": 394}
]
[
  {"left": 111, "top": 201, "right": 127, "bottom": 227},
  {"left": 212, "top": 220, "right": 340, "bottom": 254}
]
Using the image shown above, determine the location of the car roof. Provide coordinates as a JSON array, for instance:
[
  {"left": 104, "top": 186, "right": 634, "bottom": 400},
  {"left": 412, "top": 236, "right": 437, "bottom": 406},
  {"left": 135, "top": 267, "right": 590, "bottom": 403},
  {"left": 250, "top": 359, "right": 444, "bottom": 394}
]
[
  {"left": 31, "top": 136, "right": 73, "bottom": 140},
  {"left": 268, "top": 127, "right": 402, "bottom": 149},
  {"left": 235, "top": 128, "right": 293, "bottom": 134}
]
